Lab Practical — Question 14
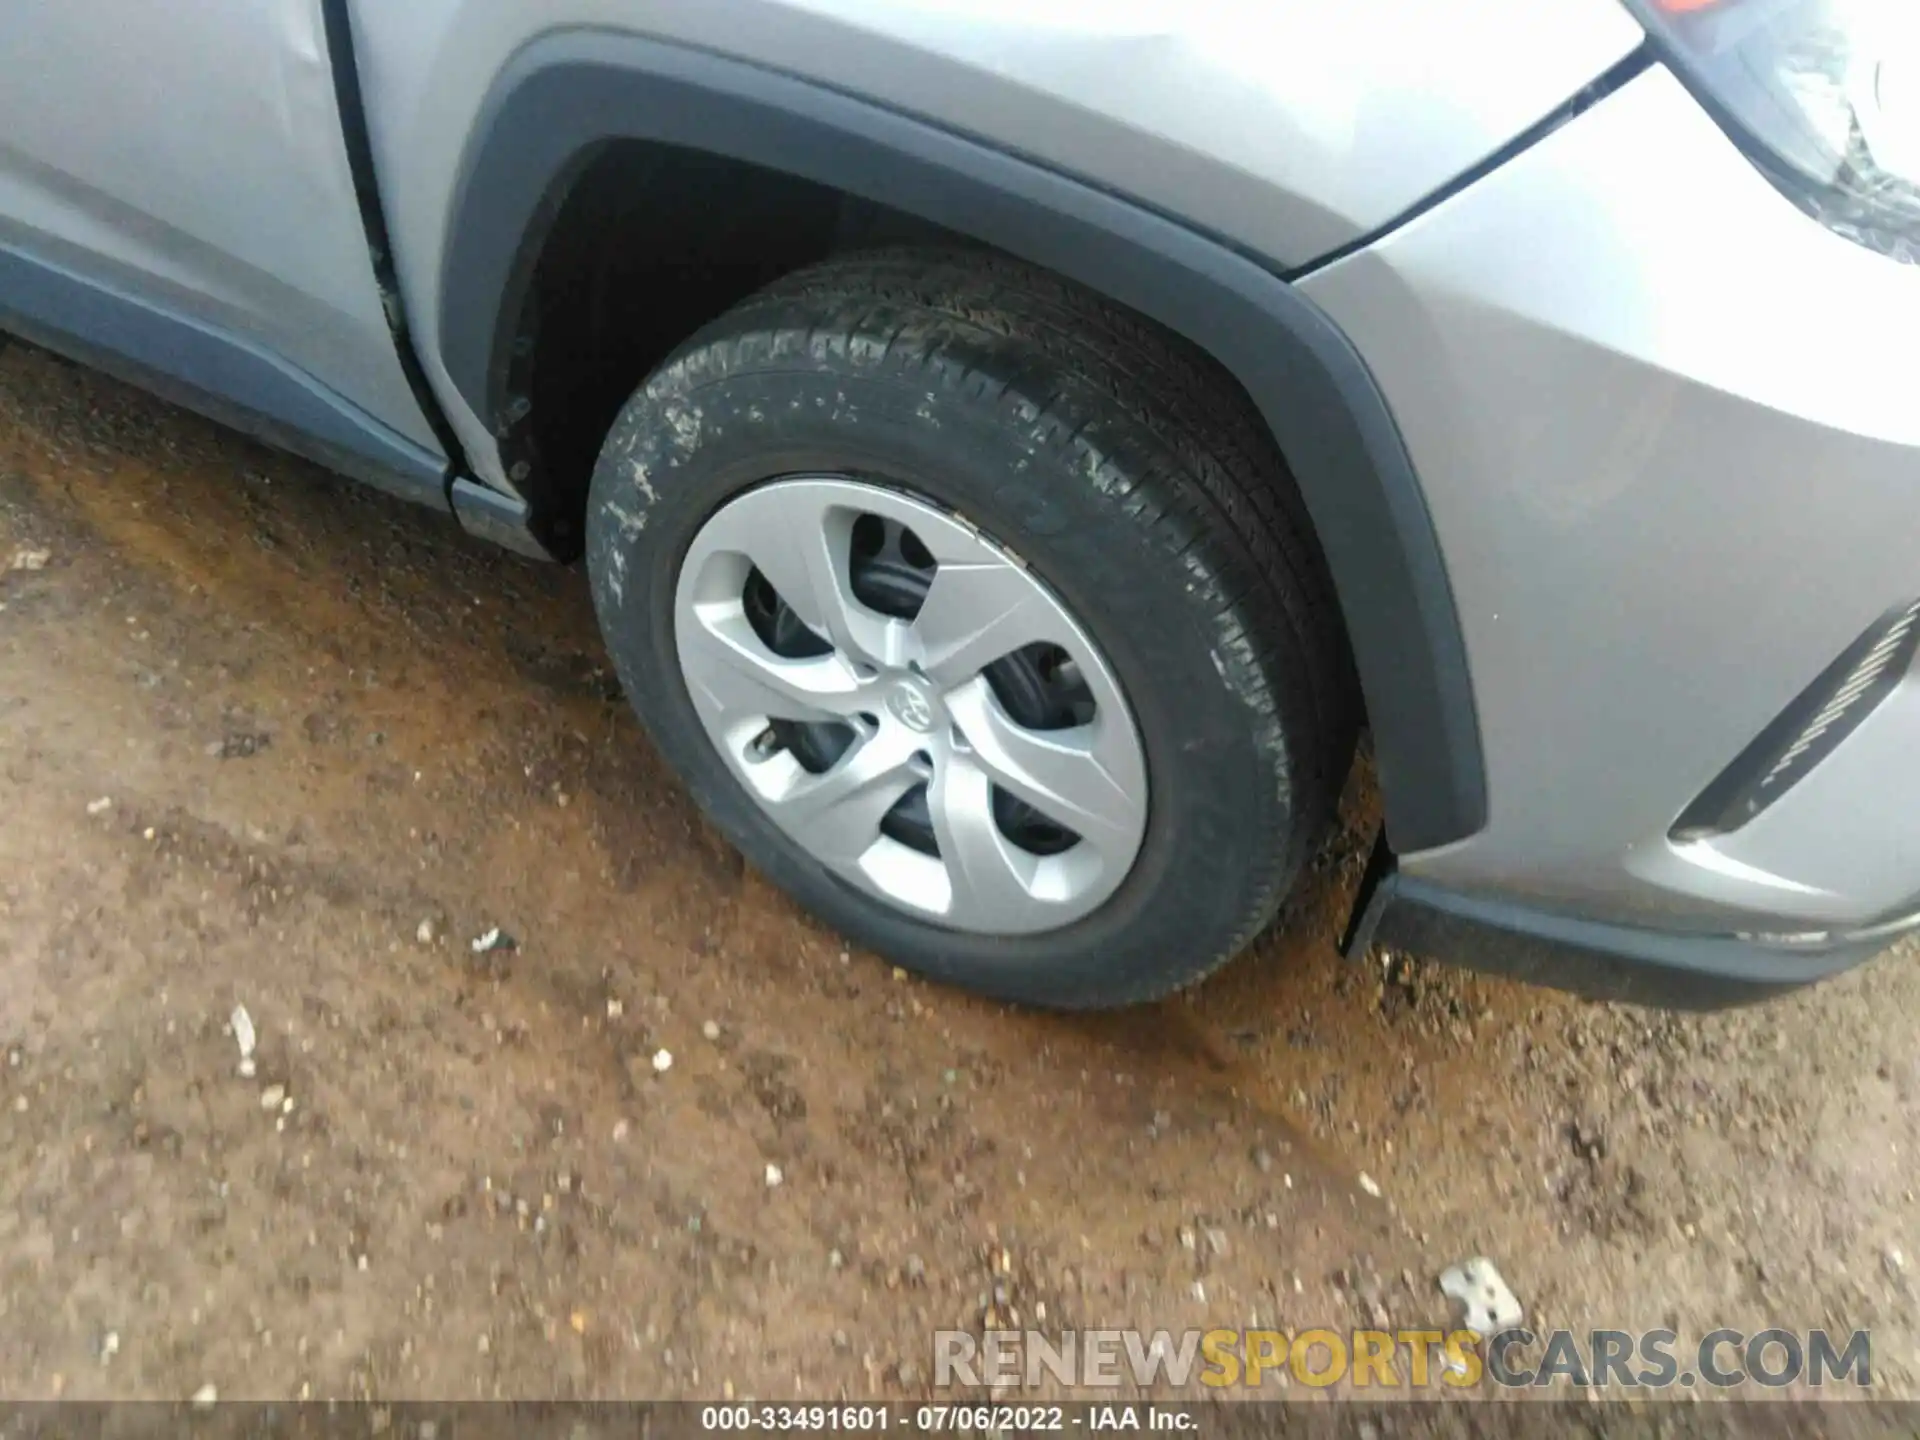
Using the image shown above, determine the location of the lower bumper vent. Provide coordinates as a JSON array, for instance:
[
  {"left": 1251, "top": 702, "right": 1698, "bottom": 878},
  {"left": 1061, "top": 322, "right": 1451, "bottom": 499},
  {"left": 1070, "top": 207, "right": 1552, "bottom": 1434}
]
[{"left": 1672, "top": 598, "right": 1920, "bottom": 840}]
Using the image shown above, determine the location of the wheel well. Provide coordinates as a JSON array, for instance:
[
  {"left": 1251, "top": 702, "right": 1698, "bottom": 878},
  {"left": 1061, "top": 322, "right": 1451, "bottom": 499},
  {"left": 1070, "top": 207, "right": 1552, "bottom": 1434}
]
[
  {"left": 440, "top": 30, "right": 1488, "bottom": 849},
  {"left": 519, "top": 142, "right": 967, "bottom": 555}
]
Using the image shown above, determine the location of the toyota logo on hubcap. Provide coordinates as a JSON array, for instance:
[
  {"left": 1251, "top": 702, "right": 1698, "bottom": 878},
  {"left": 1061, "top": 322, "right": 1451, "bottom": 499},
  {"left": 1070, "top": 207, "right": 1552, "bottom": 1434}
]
[{"left": 886, "top": 683, "right": 938, "bottom": 733}]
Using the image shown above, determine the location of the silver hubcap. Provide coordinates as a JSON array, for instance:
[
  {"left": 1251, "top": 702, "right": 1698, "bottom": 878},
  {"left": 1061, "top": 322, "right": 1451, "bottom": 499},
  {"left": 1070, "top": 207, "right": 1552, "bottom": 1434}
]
[{"left": 674, "top": 478, "right": 1149, "bottom": 935}]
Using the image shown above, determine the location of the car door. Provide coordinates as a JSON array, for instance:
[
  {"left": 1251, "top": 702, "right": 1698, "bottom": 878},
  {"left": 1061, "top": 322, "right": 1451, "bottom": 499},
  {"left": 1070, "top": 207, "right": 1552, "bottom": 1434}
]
[{"left": 0, "top": 0, "right": 445, "bottom": 495}]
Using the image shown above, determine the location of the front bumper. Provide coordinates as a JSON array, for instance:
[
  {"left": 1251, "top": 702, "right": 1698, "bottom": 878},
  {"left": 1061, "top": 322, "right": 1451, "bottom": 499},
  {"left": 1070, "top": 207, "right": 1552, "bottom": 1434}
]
[{"left": 1301, "top": 61, "right": 1920, "bottom": 999}]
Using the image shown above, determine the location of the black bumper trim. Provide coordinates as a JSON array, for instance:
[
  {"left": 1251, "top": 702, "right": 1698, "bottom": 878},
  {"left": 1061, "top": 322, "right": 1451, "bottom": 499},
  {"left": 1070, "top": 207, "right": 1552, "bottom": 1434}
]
[{"left": 1343, "top": 836, "right": 1909, "bottom": 1009}]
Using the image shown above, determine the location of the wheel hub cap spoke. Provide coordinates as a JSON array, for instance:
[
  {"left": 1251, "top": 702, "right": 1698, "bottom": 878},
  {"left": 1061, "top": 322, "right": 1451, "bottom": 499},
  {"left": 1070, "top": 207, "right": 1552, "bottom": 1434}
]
[{"left": 766, "top": 727, "right": 924, "bottom": 866}]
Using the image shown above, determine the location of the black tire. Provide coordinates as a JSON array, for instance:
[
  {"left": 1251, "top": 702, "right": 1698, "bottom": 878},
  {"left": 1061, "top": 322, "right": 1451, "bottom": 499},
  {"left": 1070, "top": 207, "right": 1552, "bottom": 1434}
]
[{"left": 585, "top": 248, "right": 1358, "bottom": 1009}]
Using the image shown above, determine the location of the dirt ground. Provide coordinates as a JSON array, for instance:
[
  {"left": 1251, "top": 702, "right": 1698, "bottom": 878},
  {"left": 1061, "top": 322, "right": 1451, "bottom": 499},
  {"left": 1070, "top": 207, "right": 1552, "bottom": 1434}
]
[{"left": 1, "top": 340, "right": 1917, "bottom": 1406}]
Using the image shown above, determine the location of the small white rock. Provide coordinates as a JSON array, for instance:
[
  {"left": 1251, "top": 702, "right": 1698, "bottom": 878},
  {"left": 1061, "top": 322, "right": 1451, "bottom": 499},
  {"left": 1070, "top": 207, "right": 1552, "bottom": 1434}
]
[
  {"left": 7, "top": 548, "right": 50, "bottom": 572},
  {"left": 702, "top": 1020, "right": 721, "bottom": 1041},
  {"left": 605, "top": 998, "right": 624, "bottom": 1020},
  {"left": 260, "top": 1085, "right": 286, "bottom": 1111},
  {"left": 471, "top": 926, "right": 502, "bottom": 953},
  {"left": 230, "top": 1005, "right": 256, "bottom": 1060},
  {"left": 1439, "top": 1257, "right": 1523, "bottom": 1334},
  {"left": 190, "top": 1383, "right": 218, "bottom": 1407},
  {"left": 86, "top": 797, "right": 113, "bottom": 816},
  {"left": 101, "top": 1330, "right": 120, "bottom": 1362},
  {"left": 416, "top": 919, "right": 436, "bottom": 945},
  {"left": 764, "top": 1163, "right": 784, "bottom": 1188},
  {"left": 611, "top": 1119, "right": 630, "bottom": 1143},
  {"left": 1358, "top": 1172, "right": 1382, "bottom": 1198},
  {"left": 357, "top": 1253, "right": 369, "bottom": 1272},
  {"left": 238, "top": 1058, "right": 256, "bottom": 1079},
  {"left": 651, "top": 1049, "right": 673, "bottom": 1074}
]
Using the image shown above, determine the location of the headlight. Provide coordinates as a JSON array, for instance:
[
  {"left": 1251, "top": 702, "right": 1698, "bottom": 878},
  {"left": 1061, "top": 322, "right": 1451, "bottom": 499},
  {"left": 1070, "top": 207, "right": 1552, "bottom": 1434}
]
[{"left": 1624, "top": 0, "right": 1920, "bottom": 262}]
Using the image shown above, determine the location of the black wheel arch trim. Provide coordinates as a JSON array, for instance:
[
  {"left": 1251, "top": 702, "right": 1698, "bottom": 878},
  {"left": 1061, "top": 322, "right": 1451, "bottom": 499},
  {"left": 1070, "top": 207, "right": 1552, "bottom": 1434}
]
[{"left": 435, "top": 30, "right": 1488, "bottom": 852}]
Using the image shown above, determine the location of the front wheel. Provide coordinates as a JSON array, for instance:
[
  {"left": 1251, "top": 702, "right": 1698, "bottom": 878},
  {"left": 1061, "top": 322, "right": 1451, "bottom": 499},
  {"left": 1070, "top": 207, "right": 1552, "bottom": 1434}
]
[{"left": 586, "top": 249, "right": 1357, "bottom": 1009}]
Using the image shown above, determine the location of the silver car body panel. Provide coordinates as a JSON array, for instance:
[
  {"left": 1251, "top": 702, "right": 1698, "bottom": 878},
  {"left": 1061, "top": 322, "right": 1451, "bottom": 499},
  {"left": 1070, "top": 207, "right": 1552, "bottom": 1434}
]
[
  {"left": 1303, "top": 65, "right": 1920, "bottom": 935},
  {"left": 0, "top": 0, "right": 438, "bottom": 454},
  {"left": 350, "top": 0, "right": 1643, "bottom": 489}
]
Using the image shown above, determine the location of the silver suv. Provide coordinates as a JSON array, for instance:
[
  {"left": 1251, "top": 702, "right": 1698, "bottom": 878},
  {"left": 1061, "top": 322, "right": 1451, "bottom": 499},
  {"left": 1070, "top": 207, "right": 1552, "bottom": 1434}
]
[{"left": 3, "top": 0, "right": 1914, "bottom": 1008}]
